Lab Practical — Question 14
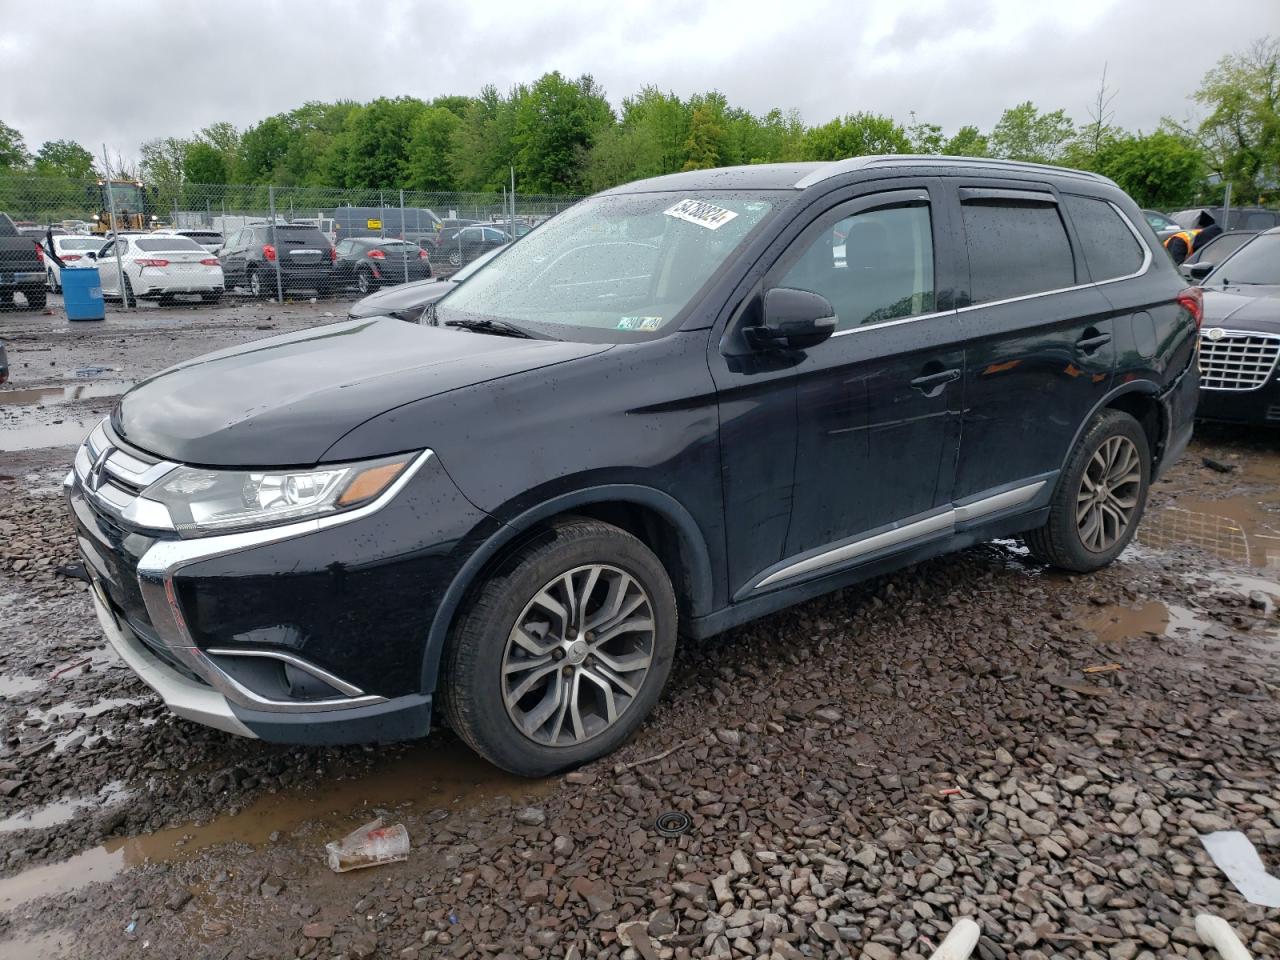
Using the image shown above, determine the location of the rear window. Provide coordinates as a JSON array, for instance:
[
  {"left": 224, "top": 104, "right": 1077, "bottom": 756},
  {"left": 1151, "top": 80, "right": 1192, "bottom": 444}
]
[
  {"left": 1244, "top": 211, "right": 1279, "bottom": 229},
  {"left": 136, "top": 237, "right": 203, "bottom": 252},
  {"left": 376, "top": 241, "right": 419, "bottom": 253},
  {"left": 182, "top": 232, "right": 223, "bottom": 244},
  {"left": 273, "top": 227, "right": 327, "bottom": 243},
  {"left": 961, "top": 198, "right": 1075, "bottom": 303},
  {"left": 59, "top": 238, "right": 104, "bottom": 251},
  {"left": 1064, "top": 196, "right": 1144, "bottom": 282}
]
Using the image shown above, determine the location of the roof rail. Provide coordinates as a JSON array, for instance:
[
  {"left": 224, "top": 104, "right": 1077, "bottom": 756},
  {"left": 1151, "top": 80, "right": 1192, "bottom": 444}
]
[{"left": 794, "top": 155, "right": 1114, "bottom": 189}]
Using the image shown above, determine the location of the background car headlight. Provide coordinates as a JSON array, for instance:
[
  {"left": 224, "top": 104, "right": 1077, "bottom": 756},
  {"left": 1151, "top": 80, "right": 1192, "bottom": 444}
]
[{"left": 144, "top": 454, "right": 416, "bottom": 537}]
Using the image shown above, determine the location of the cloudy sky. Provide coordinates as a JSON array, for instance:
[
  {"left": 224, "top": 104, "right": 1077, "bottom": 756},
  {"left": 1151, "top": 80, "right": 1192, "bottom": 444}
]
[{"left": 0, "top": 0, "right": 1272, "bottom": 162}]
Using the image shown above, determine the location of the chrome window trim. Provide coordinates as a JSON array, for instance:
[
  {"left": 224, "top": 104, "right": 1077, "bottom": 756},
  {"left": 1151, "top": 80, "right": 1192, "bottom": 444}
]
[
  {"left": 129, "top": 449, "right": 434, "bottom": 714},
  {"left": 752, "top": 480, "right": 1045, "bottom": 591}
]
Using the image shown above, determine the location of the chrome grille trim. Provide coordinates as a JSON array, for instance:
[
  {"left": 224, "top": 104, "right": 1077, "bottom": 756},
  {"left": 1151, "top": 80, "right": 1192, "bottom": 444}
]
[
  {"left": 72, "top": 418, "right": 178, "bottom": 531},
  {"left": 1198, "top": 330, "right": 1280, "bottom": 392}
]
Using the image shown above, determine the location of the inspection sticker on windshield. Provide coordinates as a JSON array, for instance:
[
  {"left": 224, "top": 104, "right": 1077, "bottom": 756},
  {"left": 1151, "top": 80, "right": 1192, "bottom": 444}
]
[
  {"left": 618, "top": 316, "right": 663, "bottom": 331},
  {"left": 664, "top": 198, "right": 738, "bottom": 231}
]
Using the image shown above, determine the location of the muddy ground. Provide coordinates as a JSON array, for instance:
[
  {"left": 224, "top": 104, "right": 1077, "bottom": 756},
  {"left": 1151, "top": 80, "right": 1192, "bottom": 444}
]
[{"left": 0, "top": 296, "right": 1276, "bottom": 960}]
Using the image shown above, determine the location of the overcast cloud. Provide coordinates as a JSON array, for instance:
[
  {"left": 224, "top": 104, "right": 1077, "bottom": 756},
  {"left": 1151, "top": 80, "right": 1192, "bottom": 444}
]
[{"left": 0, "top": 0, "right": 1273, "bottom": 164}]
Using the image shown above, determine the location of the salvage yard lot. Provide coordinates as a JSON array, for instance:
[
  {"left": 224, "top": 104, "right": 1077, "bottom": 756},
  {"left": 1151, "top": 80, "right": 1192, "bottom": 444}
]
[{"left": 0, "top": 300, "right": 1277, "bottom": 960}]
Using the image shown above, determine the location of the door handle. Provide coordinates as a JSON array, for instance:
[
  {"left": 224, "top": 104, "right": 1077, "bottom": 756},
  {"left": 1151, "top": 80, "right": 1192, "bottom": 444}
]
[
  {"left": 909, "top": 368, "right": 961, "bottom": 394},
  {"left": 1076, "top": 332, "right": 1112, "bottom": 353}
]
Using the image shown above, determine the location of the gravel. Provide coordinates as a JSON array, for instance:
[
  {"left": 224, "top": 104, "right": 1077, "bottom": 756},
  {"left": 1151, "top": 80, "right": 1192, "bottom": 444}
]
[{"left": 0, "top": 301, "right": 1277, "bottom": 959}]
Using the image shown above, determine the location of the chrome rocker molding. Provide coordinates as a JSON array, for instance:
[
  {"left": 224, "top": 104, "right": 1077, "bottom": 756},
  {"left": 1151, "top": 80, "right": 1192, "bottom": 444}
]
[{"left": 751, "top": 479, "right": 1047, "bottom": 591}]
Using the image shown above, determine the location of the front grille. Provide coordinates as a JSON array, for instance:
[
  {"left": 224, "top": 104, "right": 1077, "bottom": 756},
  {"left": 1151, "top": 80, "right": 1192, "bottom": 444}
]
[
  {"left": 74, "top": 420, "right": 177, "bottom": 530},
  {"left": 1198, "top": 331, "right": 1280, "bottom": 391}
]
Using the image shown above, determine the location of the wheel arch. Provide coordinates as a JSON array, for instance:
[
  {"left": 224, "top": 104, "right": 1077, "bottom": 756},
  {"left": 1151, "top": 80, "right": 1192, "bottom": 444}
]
[
  {"left": 1062, "top": 380, "right": 1165, "bottom": 476},
  {"left": 421, "top": 484, "right": 715, "bottom": 693}
]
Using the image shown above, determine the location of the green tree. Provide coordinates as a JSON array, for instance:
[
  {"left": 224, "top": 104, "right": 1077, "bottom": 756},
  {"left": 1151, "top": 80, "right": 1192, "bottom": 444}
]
[
  {"left": 801, "top": 112, "right": 910, "bottom": 161},
  {"left": 907, "top": 113, "right": 944, "bottom": 154},
  {"left": 139, "top": 137, "right": 190, "bottom": 186},
  {"left": 989, "top": 102, "right": 1075, "bottom": 163},
  {"left": 1190, "top": 36, "right": 1280, "bottom": 200},
  {"left": 942, "top": 125, "right": 989, "bottom": 157},
  {"left": 682, "top": 103, "right": 726, "bottom": 170},
  {"left": 33, "top": 140, "right": 96, "bottom": 179},
  {"left": 448, "top": 85, "right": 517, "bottom": 191},
  {"left": 405, "top": 106, "right": 462, "bottom": 190},
  {"left": 1092, "top": 130, "right": 1204, "bottom": 208},
  {"left": 183, "top": 141, "right": 228, "bottom": 184},
  {"left": 0, "top": 121, "right": 30, "bottom": 169},
  {"left": 511, "top": 72, "right": 613, "bottom": 192},
  {"left": 328, "top": 96, "right": 429, "bottom": 187}
]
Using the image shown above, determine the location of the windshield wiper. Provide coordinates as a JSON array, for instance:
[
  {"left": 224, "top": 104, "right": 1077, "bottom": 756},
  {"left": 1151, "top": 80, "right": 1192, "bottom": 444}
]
[{"left": 443, "top": 317, "right": 555, "bottom": 340}]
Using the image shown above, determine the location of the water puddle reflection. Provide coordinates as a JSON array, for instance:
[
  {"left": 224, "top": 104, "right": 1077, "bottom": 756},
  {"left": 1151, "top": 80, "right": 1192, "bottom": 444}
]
[
  {"left": 1139, "top": 495, "right": 1280, "bottom": 572},
  {"left": 0, "top": 739, "right": 550, "bottom": 912},
  {"left": 0, "top": 382, "right": 132, "bottom": 407}
]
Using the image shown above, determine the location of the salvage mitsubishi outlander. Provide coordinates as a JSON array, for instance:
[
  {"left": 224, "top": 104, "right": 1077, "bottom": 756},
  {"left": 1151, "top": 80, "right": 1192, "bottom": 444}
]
[{"left": 67, "top": 157, "right": 1200, "bottom": 777}]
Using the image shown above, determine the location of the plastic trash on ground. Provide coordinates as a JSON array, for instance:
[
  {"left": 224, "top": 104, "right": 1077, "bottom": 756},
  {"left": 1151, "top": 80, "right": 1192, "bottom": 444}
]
[
  {"left": 325, "top": 818, "right": 410, "bottom": 873},
  {"left": 1199, "top": 830, "right": 1280, "bottom": 907}
]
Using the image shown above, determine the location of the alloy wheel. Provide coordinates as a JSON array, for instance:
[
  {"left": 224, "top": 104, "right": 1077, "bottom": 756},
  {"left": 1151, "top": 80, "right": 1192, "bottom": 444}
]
[
  {"left": 250, "top": 270, "right": 262, "bottom": 297},
  {"left": 357, "top": 270, "right": 371, "bottom": 294},
  {"left": 501, "top": 564, "right": 656, "bottom": 747},
  {"left": 1076, "top": 435, "right": 1141, "bottom": 552}
]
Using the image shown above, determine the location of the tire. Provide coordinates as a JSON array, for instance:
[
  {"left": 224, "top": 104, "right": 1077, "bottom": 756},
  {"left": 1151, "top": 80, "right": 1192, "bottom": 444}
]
[
  {"left": 356, "top": 268, "right": 373, "bottom": 295},
  {"left": 121, "top": 276, "right": 136, "bottom": 308},
  {"left": 440, "top": 519, "right": 678, "bottom": 777},
  {"left": 248, "top": 268, "right": 270, "bottom": 300},
  {"left": 201, "top": 291, "right": 223, "bottom": 304},
  {"left": 1024, "top": 409, "right": 1150, "bottom": 572},
  {"left": 47, "top": 269, "right": 60, "bottom": 293},
  {"left": 0, "top": 290, "right": 12, "bottom": 309},
  {"left": 447, "top": 250, "right": 462, "bottom": 268},
  {"left": 23, "top": 287, "right": 46, "bottom": 311}
]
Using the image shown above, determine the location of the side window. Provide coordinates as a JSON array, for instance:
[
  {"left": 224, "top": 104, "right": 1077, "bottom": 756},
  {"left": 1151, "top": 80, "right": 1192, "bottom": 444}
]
[
  {"left": 775, "top": 202, "right": 935, "bottom": 331},
  {"left": 1063, "top": 195, "right": 1145, "bottom": 281},
  {"left": 1245, "top": 211, "right": 1276, "bottom": 229},
  {"left": 98, "top": 241, "right": 114, "bottom": 258},
  {"left": 961, "top": 198, "right": 1074, "bottom": 303}
]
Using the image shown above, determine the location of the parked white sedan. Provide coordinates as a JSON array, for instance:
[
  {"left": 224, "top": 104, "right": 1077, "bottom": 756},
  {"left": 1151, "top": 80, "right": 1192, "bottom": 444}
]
[
  {"left": 45, "top": 236, "right": 112, "bottom": 292},
  {"left": 90, "top": 235, "right": 224, "bottom": 304}
]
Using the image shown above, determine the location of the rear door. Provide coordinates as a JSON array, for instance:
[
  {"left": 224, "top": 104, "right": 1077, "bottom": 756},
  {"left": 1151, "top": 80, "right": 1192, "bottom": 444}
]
[
  {"left": 95, "top": 240, "right": 119, "bottom": 294},
  {"left": 950, "top": 180, "right": 1117, "bottom": 507},
  {"left": 220, "top": 230, "right": 246, "bottom": 284}
]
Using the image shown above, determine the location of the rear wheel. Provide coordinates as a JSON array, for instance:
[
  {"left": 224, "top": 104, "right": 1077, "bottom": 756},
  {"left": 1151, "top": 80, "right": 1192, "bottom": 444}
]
[
  {"left": 248, "top": 268, "right": 269, "bottom": 300},
  {"left": 1025, "top": 409, "right": 1150, "bottom": 572},
  {"left": 356, "top": 268, "right": 374, "bottom": 295},
  {"left": 440, "top": 519, "right": 677, "bottom": 777},
  {"left": 47, "top": 269, "right": 59, "bottom": 293},
  {"left": 201, "top": 290, "right": 223, "bottom": 304},
  {"left": 121, "top": 276, "right": 136, "bottom": 308}
]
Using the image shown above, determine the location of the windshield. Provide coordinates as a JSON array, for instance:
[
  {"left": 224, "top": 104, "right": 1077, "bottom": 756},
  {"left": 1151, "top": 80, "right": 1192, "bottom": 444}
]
[
  {"left": 438, "top": 191, "right": 778, "bottom": 340},
  {"left": 1145, "top": 212, "right": 1176, "bottom": 230},
  {"left": 1206, "top": 233, "right": 1280, "bottom": 286}
]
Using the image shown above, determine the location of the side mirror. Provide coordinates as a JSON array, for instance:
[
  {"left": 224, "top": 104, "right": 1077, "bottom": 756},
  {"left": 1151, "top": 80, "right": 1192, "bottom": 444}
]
[
  {"left": 747, "top": 287, "right": 838, "bottom": 350},
  {"left": 1183, "top": 261, "right": 1213, "bottom": 281},
  {"left": 86, "top": 251, "right": 97, "bottom": 260}
]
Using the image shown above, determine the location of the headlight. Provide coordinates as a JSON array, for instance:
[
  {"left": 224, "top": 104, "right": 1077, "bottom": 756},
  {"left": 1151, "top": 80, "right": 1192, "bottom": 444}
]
[{"left": 144, "top": 454, "right": 416, "bottom": 537}]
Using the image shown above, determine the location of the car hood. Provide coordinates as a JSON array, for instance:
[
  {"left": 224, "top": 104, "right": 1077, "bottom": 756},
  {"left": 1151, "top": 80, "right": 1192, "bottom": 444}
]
[
  {"left": 1201, "top": 285, "right": 1280, "bottom": 332},
  {"left": 348, "top": 277, "right": 454, "bottom": 318},
  {"left": 114, "top": 317, "right": 609, "bottom": 466}
]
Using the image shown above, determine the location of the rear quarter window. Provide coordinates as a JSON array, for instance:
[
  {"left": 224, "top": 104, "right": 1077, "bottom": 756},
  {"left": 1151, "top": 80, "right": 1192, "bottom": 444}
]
[
  {"left": 1063, "top": 195, "right": 1145, "bottom": 282},
  {"left": 961, "top": 198, "right": 1075, "bottom": 303}
]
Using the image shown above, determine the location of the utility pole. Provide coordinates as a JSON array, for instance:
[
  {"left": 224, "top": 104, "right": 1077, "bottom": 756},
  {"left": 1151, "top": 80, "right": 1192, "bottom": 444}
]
[{"left": 101, "top": 144, "right": 131, "bottom": 308}]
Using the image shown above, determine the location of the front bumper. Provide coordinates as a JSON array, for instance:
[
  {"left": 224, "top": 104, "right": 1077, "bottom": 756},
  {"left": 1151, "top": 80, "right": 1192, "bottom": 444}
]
[
  {"left": 1197, "top": 377, "right": 1280, "bottom": 425},
  {"left": 66, "top": 421, "right": 490, "bottom": 743}
]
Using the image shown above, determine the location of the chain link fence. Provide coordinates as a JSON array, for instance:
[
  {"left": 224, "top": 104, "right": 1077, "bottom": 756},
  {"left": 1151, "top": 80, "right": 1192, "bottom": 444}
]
[{"left": 0, "top": 173, "right": 586, "bottom": 297}]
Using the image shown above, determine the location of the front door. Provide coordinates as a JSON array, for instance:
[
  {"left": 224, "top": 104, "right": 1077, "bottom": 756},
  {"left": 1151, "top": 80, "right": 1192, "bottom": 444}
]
[
  {"left": 95, "top": 240, "right": 119, "bottom": 295},
  {"left": 713, "top": 181, "right": 967, "bottom": 598}
]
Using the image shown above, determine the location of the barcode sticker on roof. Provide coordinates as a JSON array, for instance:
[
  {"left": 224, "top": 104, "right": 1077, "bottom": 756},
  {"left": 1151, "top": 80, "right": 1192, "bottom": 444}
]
[{"left": 664, "top": 199, "right": 738, "bottom": 231}]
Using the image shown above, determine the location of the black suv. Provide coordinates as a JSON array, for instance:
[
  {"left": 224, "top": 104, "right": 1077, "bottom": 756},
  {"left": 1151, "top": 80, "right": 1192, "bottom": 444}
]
[
  {"left": 218, "top": 224, "right": 336, "bottom": 298},
  {"left": 67, "top": 157, "right": 1199, "bottom": 776}
]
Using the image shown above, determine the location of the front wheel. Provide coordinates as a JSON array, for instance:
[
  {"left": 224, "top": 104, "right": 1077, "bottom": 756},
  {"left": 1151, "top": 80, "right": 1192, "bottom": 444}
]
[
  {"left": 47, "top": 269, "right": 59, "bottom": 293},
  {"left": 447, "top": 250, "right": 461, "bottom": 268},
  {"left": 1024, "top": 409, "right": 1150, "bottom": 572},
  {"left": 440, "top": 519, "right": 677, "bottom": 777}
]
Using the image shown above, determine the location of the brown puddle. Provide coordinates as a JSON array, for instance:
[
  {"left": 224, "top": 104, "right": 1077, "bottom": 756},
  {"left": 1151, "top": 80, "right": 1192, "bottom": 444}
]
[
  {"left": 0, "top": 783, "right": 131, "bottom": 835},
  {"left": 0, "top": 420, "right": 96, "bottom": 452},
  {"left": 1079, "top": 600, "right": 1205, "bottom": 644},
  {"left": 0, "top": 738, "right": 551, "bottom": 913},
  {"left": 1139, "top": 494, "right": 1280, "bottom": 572},
  {"left": 0, "top": 382, "right": 133, "bottom": 407}
]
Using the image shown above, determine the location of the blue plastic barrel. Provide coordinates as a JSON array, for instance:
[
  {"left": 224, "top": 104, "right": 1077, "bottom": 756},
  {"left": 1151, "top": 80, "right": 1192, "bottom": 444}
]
[{"left": 62, "top": 267, "right": 105, "bottom": 321}]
